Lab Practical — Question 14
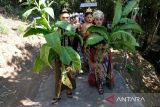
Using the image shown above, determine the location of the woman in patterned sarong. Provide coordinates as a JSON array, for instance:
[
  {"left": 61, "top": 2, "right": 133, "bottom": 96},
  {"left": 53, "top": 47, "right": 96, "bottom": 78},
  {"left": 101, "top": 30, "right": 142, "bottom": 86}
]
[{"left": 88, "top": 10, "right": 114, "bottom": 94}]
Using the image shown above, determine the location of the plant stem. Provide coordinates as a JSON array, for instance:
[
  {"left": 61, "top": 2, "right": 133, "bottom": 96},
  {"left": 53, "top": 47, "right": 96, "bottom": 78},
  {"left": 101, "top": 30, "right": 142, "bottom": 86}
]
[{"left": 54, "top": 59, "right": 62, "bottom": 98}]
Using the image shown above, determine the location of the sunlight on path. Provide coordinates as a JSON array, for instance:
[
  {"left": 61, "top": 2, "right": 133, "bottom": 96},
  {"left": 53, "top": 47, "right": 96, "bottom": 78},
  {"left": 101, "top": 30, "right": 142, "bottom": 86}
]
[{"left": 29, "top": 70, "right": 143, "bottom": 107}]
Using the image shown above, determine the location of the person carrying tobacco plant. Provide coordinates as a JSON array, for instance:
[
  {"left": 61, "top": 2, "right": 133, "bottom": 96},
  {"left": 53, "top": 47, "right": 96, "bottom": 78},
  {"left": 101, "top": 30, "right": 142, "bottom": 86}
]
[
  {"left": 52, "top": 8, "right": 76, "bottom": 104},
  {"left": 87, "top": 10, "right": 114, "bottom": 94},
  {"left": 22, "top": 0, "right": 84, "bottom": 105}
]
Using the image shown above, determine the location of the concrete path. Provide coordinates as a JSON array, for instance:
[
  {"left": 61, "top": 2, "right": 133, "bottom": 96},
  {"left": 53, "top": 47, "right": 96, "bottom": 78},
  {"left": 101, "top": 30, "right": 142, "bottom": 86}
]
[{"left": 31, "top": 70, "right": 143, "bottom": 107}]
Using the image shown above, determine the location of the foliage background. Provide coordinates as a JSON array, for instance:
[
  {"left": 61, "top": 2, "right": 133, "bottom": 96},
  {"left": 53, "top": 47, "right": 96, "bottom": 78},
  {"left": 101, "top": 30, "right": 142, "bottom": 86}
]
[{"left": 0, "top": 0, "right": 160, "bottom": 72}]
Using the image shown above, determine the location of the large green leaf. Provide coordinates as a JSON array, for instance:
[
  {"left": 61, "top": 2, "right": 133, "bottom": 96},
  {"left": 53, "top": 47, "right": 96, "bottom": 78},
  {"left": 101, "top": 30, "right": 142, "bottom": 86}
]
[
  {"left": 43, "top": 7, "right": 55, "bottom": 19},
  {"left": 33, "top": 55, "right": 46, "bottom": 74},
  {"left": 40, "top": 44, "right": 52, "bottom": 68},
  {"left": 60, "top": 46, "right": 81, "bottom": 70},
  {"left": 112, "top": 0, "right": 122, "bottom": 28},
  {"left": 22, "top": 7, "right": 38, "bottom": 19},
  {"left": 48, "top": 49, "right": 57, "bottom": 64},
  {"left": 60, "top": 47, "right": 72, "bottom": 65},
  {"left": 44, "top": 32, "right": 61, "bottom": 54},
  {"left": 65, "top": 47, "right": 81, "bottom": 70},
  {"left": 111, "top": 30, "right": 139, "bottom": 46},
  {"left": 112, "top": 41, "right": 136, "bottom": 52},
  {"left": 35, "top": 17, "right": 51, "bottom": 29},
  {"left": 55, "top": 21, "right": 76, "bottom": 32},
  {"left": 86, "top": 34, "right": 104, "bottom": 47},
  {"left": 87, "top": 25, "right": 108, "bottom": 38},
  {"left": 119, "top": 23, "right": 143, "bottom": 33},
  {"left": 23, "top": 27, "right": 50, "bottom": 37},
  {"left": 119, "top": 18, "right": 136, "bottom": 24},
  {"left": 122, "top": 0, "right": 139, "bottom": 16}
]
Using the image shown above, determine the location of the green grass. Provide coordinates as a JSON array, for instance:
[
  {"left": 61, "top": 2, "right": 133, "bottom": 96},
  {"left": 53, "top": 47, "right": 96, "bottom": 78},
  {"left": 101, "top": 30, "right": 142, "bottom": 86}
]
[
  {"left": 16, "top": 24, "right": 27, "bottom": 35},
  {"left": 0, "top": 17, "right": 9, "bottom": 35},
  {"left": 0, "top": 23, "right": 9, "bottom": 35}
]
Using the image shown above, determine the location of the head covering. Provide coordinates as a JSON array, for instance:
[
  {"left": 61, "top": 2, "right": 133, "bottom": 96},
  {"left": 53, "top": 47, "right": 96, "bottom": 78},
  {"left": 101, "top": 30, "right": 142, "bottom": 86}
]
[
  {"left": 60, "top": 8, "right": 70, "bottom": 22},
  {"left": 60, "top": 8, "right": 70, "bottom": 14},
  {"left": 93, "top": 10, "right": 104, "bottom": 19},
  {"left": 86, "top": 7, "right": 93, "bottom": 13}
]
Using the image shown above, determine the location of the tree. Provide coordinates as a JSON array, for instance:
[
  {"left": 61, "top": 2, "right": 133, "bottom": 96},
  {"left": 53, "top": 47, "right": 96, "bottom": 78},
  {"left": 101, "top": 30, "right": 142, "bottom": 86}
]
[{"left": 138, "top": 0, "right": 160, "bottom": 51}]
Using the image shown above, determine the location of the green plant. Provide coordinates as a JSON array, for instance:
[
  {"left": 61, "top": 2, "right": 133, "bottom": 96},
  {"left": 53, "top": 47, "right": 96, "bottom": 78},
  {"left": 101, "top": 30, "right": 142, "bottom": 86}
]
[
  {"left": 86, "top": 0, "right": 143, "bottom": 53},
  {"left": 0, "top": 0, "right": 12, "bottom": 6},
  {"left": 0, "top": 21, "right": 9, "bottom": 35},
  {"left": 17, "top": 24, "right": 27, "bottom": 35},
  {"left": 23, "top": 0, "right": 82, "bottom": 89},
  {"left": 85, "top": 0, "right": 143, "bottom": 78},
  {"left": 22, "top": 0, "right": 55, "bottom": 21},
  {"left": 125, "top": 64, "right": 134, "bottom": 73},
  {"left": 0, "top": 25, "right": 8, "bottom": 35}
]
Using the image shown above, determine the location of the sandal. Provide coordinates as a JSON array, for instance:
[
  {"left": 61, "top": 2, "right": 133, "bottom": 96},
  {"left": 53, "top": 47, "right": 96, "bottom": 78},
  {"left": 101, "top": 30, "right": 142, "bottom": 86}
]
[
  {"left": 66, "top": 91, "right": 73, "bottom": 98},
  {"left": 98, "top": 83, "right": 104, "bottom": 94},
  {"left": 97, "top": 78, "right": 104, "bottom": 94},
  {"left": 51, "top": 97, "right": 61, "bottom": 104}
]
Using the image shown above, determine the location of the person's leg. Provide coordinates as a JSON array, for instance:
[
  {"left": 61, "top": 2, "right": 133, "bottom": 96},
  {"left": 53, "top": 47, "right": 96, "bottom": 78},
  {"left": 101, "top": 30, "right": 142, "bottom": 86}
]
[
  {"left": 52, "top": 59, "right": 62, "bottom": 103},
  {"left": 67, "top": 72, "right": 76, "bottom": 90},
  {"left": 65, "top": 72, "right": 76, "bottom": 98},
  {"left": 95, "top": 65, "right": 104, "bottom": 94},
  {"left": 97, "top": 75, "right": 104, "bottom": 94}
]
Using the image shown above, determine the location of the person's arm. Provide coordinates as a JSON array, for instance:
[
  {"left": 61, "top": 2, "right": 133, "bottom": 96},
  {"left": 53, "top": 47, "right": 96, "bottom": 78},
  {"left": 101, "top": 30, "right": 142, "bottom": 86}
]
[{"left": 81, "top": 23, "right": 91, "bottom": 39}]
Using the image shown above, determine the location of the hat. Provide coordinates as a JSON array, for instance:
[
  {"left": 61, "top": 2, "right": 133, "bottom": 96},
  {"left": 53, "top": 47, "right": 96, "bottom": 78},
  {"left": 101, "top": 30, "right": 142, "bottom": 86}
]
[
  {"left": 60, "top": 8, "right": 70, "bottom": 14},
  {"left": 86, "top": 7, "right": 92, "bottom": 13},
  {"left": 93, "top": 10, "right": 104, "bottom": 19}
]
